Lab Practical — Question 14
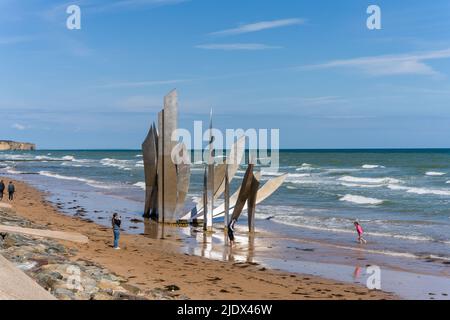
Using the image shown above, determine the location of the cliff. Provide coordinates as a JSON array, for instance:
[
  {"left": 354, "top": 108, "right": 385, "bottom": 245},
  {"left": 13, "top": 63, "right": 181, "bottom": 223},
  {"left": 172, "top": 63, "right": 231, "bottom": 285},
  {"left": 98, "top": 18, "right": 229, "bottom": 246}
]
[{"left": 0, "top": 140, "right": 36, "bottom": 151}]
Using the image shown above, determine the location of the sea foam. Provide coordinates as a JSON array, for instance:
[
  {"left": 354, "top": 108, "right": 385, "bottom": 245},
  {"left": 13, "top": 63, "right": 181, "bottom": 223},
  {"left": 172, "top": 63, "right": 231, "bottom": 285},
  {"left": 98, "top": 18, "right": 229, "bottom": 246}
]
[
  {"left": 268, "top": 216, "right": 438, "bottom": 245},
  {"left": 2, "top": 166, "right": 24, "bottom": 174},
  {"left": 295, "top": 163, "right": 313, "bottom": 171},
  {"left": 286, "top": 173, "right": 321, "bottom": 185},
  {"left": 339, "top": 176, "right": 401, "bottom": 184},
  {"left": 425, "top": 171, "right": 446, "bottom": 176},
  {"left": 38, "top": 171, "right": 97, "bottom": 184},
  {"left": 340, "top": 194, "right": 384, "bottom": 205},
  {"left": 388, "top": 184, "right": 450, "bottom": 196},
  {"left": 133, "top": 182, "right": 146, "bottom": 190},
  {"left": 62, "top": 155, "right": 76, "bottom": 161},
  {"left": 362, "top": 164, "right": 385, "bottom": 169},
  {"left": 340, "top": 182, "right": 382, "bottom": 188},
  {"left": 38, "top": 171, "right": 113, "bottom": 189},
  {"left": 100, "top": 158, "right": 132, "bottom": 170}
]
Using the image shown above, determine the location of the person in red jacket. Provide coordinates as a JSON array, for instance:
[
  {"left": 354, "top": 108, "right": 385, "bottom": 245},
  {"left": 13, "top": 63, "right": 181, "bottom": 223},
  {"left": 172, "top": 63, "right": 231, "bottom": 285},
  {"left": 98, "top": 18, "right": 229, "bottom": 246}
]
[{"left": 354, "top": 221, "right": 367, "bottom": 244}]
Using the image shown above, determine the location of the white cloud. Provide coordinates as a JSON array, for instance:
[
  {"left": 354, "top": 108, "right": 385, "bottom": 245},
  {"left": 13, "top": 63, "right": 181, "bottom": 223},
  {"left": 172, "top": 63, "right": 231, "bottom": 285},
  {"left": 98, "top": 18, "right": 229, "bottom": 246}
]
[
  {"left": 93, "top": 0, "right": 188, "bottom": 11},
  {"left": 116, "top": 95, "right": 162, "bottom": 111},
  {"left": 111, "top": 0, "right": 187, "bottom": 7},
  {"left": 0, "top": 35, "right": 33, "bottom": 45},
  {"left": 42, "top": 0, "right": 188, "bottom": 19},
  {"left": 245, "top": 96, "right": 348, "bottom": 110},
  {"left": 97, "top": 79, "right": 190, "bottom": 89},
  {"left": 196, "top": 43, "right": 282, "bottom": 51},
  {"left": 116, "top": 95, "right": 211, "bottom": 113},
  {"left": 63, "top": 37, "right": 93, "bottom": 57},
  {"left": 297, "top": 96, "right": 347, "bottom": 106},
  {"left": 302, "top": 49, "right": 450, "bottom": 77},
  {"left": 209, "top": 18, "right": 305, "bottom": 36},
  {"left": 12, "top": 123, "right": 26, "bottom": 130}
]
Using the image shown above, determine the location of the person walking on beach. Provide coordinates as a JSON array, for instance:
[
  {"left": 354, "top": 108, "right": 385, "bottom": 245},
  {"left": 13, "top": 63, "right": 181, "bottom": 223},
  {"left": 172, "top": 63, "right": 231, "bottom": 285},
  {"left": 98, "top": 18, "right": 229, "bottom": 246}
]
[
  {"left": 227, "top": 218, "right": 237, "bottom": 247},
  {"left": 8, "top": 181, "right": 15, "bottom": 201},
  {"left": 354, "top": 221, "right": 367, "bottom": 244},
  {"left": 112, "top": 213, "right": 121, "bottom": 249},
  {"left": 0, "top": 180, "right": 5, "bottom": 201}
]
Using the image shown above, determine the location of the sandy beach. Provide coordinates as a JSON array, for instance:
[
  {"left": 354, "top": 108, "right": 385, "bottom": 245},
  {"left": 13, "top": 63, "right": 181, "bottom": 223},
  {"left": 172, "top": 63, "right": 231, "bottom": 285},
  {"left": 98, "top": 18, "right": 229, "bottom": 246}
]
[{"left": 0, "top": 176, "right": 396, "bottom": 300}]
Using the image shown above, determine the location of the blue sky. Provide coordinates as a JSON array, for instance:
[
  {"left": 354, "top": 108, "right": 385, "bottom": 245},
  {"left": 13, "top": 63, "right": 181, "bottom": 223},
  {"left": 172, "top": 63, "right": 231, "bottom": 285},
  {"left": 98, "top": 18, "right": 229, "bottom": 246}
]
[{"left": 1, "top": 0, "right": 450, "bottom": 149}]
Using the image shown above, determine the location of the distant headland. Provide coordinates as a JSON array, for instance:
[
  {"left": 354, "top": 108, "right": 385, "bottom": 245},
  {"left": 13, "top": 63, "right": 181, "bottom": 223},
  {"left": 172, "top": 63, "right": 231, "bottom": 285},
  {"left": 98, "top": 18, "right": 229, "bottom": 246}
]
[{"left": 0, "top": 140, "right": 36, "bottom": 151}]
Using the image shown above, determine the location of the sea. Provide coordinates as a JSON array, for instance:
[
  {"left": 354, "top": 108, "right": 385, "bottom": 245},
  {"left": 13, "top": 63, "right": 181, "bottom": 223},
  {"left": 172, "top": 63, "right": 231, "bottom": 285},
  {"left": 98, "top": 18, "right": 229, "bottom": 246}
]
[{"left": 1, "top": 149, "right": 450, "bottom": 298}]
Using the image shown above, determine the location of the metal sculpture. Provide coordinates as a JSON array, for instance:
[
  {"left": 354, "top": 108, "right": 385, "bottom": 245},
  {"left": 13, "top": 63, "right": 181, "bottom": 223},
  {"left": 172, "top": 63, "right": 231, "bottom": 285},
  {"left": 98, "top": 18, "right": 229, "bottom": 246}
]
[
  {"left": 230, "top": 164, "right": 256, "bottom": 222},
  {"left": 214, "top": 136, "right": 246, "bottom": 200},
  {"left": 224, "top": 165, "right": 230, "bottom": 228},
  {"left": 205, "top": 110, "right": 215, "bottom": 231},
  {"left": 214, "top": 173, "right": 287, "bottom": 218},
  {"left": 142, "top": 89, "right": 191, "bottom": 223},
  {"left": 180, "top": 136, "right": 245, "bottom": 221},
  {"left": 247, "top": 173, "right": 260, "bottom": 233},
  {"left": 159, "top": 90, "right": 179, "bottom": 223},
  {"left": 157, "top": 111, "right": 164, "bottom": 222},
  {"left": 202, "top": 167, "right": 208, "bottom": 231},
  {"left": 142, "top": 123, "right": 158, "bottom": 218},
  {"left": 141, "top": 90, "right": 285, "bottom": 231},
  {"left": 175, "top": 142, "right": 191, "bottom": 216}
]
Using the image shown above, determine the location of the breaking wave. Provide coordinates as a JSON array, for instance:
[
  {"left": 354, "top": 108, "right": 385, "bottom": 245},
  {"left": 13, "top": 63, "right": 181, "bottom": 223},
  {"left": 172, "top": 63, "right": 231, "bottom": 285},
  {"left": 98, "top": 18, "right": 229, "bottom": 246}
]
[
  {"left": 388, "top": 184, "right": 450, "bottom": 196},
  {"left": 133, "top": 182, "right": 146, "bottom": 190},
  {"left": 362, "top": 164, "right": 385, "bottom": 169},
  {"left": 1, "top": 166, "right": 24, "bottom": 174},
  {"left": 100, "top": 158, "right": 133, "bottom": 170},
  {"left": 425, "top": 171, "right": 446, "bottom": 176},
  {"left": 37, "top": 171, "right": 113, "bottom": 189},
  {"left": 295, "top": 163, "right": 314, "bottom": 171},
  {"left": 340, "top": 194, "right": 384, "bottom": 205},
  {"left": 339, "top": 176, "right": 401, "bottom": 184}
]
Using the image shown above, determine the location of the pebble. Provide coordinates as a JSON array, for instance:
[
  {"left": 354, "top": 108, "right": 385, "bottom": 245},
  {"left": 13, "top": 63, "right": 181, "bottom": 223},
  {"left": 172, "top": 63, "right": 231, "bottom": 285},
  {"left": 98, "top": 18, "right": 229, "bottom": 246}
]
[{"left": 0, "top": 208, "right": 183, "bottom": 300}]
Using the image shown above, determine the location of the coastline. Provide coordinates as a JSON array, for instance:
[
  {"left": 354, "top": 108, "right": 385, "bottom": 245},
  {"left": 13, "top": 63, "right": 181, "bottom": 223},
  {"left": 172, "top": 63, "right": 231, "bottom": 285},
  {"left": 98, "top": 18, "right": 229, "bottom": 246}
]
[{"left": 0, "top": 176, "right": 395, "bottom": 300}]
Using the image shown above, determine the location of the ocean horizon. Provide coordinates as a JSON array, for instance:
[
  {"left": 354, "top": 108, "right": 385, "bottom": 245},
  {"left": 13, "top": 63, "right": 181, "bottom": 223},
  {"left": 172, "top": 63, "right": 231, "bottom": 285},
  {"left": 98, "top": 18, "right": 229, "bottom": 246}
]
[{"left": 17, "top": 148, "right": 450, "bottom": 151}]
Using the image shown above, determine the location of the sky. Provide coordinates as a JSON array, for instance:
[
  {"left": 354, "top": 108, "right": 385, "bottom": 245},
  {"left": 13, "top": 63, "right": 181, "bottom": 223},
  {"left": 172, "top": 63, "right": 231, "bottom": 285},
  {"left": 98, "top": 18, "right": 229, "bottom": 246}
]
[{"left": 1, "top": 0, "right": 450, "bottom": 149}]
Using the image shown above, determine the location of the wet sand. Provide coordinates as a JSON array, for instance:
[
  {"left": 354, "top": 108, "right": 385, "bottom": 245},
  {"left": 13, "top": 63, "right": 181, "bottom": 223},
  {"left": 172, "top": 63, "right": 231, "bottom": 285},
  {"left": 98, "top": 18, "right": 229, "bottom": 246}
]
[{"left": 0, "top": 177, "right": 396, "bottom": 300}]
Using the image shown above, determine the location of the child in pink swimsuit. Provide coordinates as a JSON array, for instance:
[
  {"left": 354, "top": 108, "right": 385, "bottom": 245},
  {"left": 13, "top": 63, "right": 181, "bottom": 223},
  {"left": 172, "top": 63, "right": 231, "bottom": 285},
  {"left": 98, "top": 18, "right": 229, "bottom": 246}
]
[{"left": 354, "top": 221, "right": 367, "bottom": 244}]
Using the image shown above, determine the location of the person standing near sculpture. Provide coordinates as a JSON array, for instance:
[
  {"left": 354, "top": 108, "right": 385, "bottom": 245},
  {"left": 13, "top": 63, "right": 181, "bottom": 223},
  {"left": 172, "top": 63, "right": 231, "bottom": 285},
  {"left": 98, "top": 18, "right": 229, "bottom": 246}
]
[
  {"left": 112, "top": 213, "right": 121, "bottom": 249},
  {"left": 227, "top": 218, "right": 237, "bottom": 247},
  {"left": 8, "top": 181, "right": 15, "bottom": 201},
  {"left": 0, "top": 180, "right": 5, "bottom": 201}
]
